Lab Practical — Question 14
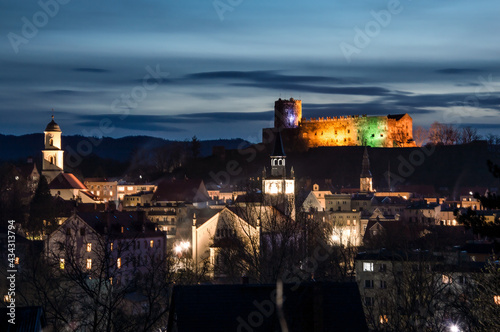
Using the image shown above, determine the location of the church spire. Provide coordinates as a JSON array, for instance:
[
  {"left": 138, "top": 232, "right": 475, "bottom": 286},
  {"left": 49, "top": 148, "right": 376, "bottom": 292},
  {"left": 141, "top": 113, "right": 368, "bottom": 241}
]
[
  {"left": 360, "top": 147, "right": 372, "bottom": 178},
  {"left": 360, "top": 147, "right": 373, "bottom": 192}
]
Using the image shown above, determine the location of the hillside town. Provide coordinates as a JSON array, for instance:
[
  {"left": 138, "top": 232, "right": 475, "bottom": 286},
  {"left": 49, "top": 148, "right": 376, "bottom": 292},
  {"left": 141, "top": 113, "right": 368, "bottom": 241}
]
[{"left": 1, "top": 102, "right": 500, "bottom": 332}]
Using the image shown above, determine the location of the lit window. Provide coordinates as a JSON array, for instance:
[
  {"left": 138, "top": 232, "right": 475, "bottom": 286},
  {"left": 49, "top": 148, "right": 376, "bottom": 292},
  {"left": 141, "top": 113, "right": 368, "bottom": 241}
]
[
  {"left": 379, "top": 315, "right": 388, "bottom": 324},
  {"left": 14, "top": 257, "right": 19, "bottom": 265},
  {"left": 86, "top": 243, "right": 92, "bottom": 252},
  {"left": 110, "top": 191, "right": 113, "bottom": 196},
  {"left": 4, "top": 295, "right": 11, "bottom": 302},
  {"left": 110, "top": 242, "right": 113, "bottom": 251},
  {"left": 121, "top": 227, "right": 124, "bottom": 233},
  {"left": 353, "top": 220, "right": 357, "bottom": 226},
  {"left": 363, "top": 262, "right": 374, "bottom": 272},
  {"left": 442, "top": 275, "right": 452, "bottom": 284},
  {"left": 117, "top": 258, "right": 122, "bottom": 269},
  {"left": 150, "top": 240, "right": 154, "bottom": 248},
  {"left": 494, "top": 295, "right": 500, "bottom": 305},
  {"left": 60, "top": 258, "right": 65, "bottom": 270},
  {"left": 86, "top": 259, "right": 92, "bottom": 270}
]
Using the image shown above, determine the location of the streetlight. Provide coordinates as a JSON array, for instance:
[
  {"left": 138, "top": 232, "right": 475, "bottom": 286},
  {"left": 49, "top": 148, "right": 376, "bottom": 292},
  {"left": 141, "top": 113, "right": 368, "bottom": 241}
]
[{"left": 449, "top": 324, "right": 459, "bottom": 332}]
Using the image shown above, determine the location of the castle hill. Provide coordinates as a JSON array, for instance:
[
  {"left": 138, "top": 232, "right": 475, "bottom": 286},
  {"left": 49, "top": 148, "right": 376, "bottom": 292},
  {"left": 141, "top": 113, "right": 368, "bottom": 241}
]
[{"left": 1, "top": 1, "right": 500, "bottom": 331}]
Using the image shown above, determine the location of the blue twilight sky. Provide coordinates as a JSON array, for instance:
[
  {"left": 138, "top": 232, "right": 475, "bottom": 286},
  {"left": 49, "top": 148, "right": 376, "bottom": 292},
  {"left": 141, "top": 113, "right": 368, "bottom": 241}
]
[{"left": 1, "top": 0, "right": 500, "bottom": 141}]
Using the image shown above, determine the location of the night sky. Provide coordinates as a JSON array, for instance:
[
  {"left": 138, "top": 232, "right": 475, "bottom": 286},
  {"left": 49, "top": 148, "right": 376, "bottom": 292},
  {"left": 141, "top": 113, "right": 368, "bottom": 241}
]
[{"left": 1, "top": 0, "right": 500, "bottom": 142}]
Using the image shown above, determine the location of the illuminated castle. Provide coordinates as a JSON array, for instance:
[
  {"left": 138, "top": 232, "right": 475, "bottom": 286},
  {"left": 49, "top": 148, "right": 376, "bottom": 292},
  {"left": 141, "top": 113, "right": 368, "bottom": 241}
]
[{"left": 263, "top": 98, "right": 416, "bottom": 149}]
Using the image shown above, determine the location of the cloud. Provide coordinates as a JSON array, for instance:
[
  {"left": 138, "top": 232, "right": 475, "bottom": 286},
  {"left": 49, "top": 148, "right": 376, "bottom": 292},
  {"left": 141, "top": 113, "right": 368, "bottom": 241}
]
[
  {"left": 435, "top": 68, "right": 481, "bottom": 75},
  {"left": 73, "top": 68, "right": 110, "bottom": 73}
]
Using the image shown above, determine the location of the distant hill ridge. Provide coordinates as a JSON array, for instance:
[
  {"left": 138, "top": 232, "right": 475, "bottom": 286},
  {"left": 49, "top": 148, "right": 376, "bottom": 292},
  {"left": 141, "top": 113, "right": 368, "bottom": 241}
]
[{"left": 0, "top": 133, "right": 250, "bottom": 162}]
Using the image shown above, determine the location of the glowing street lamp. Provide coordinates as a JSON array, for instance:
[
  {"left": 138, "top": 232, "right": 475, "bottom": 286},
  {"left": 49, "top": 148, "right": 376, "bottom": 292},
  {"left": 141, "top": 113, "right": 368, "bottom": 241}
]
[{"left": 449, "top": 324, "right": 460, "bottom": 332}]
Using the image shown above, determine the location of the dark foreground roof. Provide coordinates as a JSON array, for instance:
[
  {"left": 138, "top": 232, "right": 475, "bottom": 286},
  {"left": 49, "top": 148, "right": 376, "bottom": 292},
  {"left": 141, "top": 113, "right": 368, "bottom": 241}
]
[
  {"left": 0, "top": 306, "right": 46, "bottom": 332},
  {"left": 168, "top": 282, "right": 367, "bottom": 332}
]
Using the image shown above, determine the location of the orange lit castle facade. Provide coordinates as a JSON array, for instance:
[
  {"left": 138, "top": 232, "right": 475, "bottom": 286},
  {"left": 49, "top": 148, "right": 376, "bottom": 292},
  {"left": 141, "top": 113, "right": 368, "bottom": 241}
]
[{"left": 264, "top": 98, "right": 416, "bottom": 149}]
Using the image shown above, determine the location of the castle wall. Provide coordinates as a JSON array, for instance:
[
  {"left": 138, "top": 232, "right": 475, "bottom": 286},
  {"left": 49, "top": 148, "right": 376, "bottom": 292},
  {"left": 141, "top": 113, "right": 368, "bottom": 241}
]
[{"left": 298, "top": 115, "right": 392, "bottom": 148}]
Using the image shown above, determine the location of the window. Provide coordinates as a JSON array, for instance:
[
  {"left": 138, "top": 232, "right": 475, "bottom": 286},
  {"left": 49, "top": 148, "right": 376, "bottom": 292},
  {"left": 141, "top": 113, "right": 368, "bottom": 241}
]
[
  {"left": 442, "top": 275, "right": 452, "bottom": 284},
  {"left": 379, "top": 315, "right": 389, "bottom": 324},
  {"left": 353, "top": 219, "right": 357, "bottom": 226},
  {"left": 86, "top": 259, "right": 92, "bottom": 270},
  {"left": 117, "top": 258, "right": 122, "bottom": 269},
  {"left": 137, "top": 241, "right": 141, "bottom": 249},
  {"left": 494, "top": 295, "right": 500, "bottom": 305},
  {"left": 14, "top": 257, "right": 19, "bottom": 265},
  {"left": 85, "top": 243, "right": 91, "bottom": 252},
  {"left": 365, "top": 297, "right": 374, "bottom": 306},
  {"left": 347, "top": 220, "right": 350, "bottom": 226},
  {"left": 60, "top": 258, "right": 65, "bottom": 270},
  {"left": 364, "top": 280, "right": 374, "bottom": 288},
  {"left": 110, "top": 242, "right": 113, "bottom": 251},
  {"left": 121, "top": 227, "right": 124, "bottom": 233},
  {"left": 379, "top": 263, "right": 387, "bottom": 272},
  {"left": 150, "top": 240, "right": 154, "bottom": 248},
  {"left": 66, "top": 228, "right": 71, "bottom": 236},
  {"left": 380, "top": 280, "right": 387, "bottom": 289},
  {"left": 363, "top": 262, "right": 374, "bottom": 272}
]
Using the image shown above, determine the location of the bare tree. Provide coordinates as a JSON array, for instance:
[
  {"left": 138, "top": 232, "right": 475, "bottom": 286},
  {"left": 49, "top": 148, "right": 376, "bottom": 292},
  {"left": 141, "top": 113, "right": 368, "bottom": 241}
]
[
  {"left": 458, "top": 126, "right": 481, "bottom": 144},
  {"left": 413, "top": 126, "right": 428, "bottom": 147}
]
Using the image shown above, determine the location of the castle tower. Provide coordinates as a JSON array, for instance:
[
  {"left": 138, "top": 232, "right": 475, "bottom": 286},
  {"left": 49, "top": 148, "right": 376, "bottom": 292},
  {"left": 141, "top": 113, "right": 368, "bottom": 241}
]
[
  {"left": 360, "top": 147, "right": 373, "bottom": 193},
  {"left": 274, "top": 98, "right": 302, "bottom": 129},
  {"left": 262, "top": 132, "right": 295, "bottom": 218},
  {"left": 42, "top": 115, "right": 64, "bottom": 183}
]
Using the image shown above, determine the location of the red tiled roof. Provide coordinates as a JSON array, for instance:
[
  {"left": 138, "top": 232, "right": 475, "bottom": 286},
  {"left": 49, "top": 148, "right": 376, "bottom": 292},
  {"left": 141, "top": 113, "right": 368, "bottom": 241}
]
[{"left": 49, "top": 173, "right": 87, "bottom": 190}]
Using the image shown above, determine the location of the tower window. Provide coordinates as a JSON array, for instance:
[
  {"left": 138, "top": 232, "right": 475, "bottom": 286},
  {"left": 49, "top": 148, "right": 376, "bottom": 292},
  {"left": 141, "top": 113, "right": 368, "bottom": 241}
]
[{"left": 49, "top": 139, "right": 54, "bottom": 146}]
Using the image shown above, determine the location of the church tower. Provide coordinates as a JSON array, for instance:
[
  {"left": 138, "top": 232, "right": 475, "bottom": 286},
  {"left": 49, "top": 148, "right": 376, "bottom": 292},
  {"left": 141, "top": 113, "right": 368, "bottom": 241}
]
[
  {"left": 360, "top": 147, "right": 373, "bottom": 193},
  {"left": 42, "top": 115, "right": 64, "bottom": 183},
  {"left": 262, "top": 132, "right": 295, "bottom": 218}
]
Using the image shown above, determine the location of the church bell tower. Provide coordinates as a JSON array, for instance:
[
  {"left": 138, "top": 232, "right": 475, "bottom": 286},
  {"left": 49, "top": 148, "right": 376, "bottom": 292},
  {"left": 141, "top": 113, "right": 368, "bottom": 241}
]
[
  {"left": 42, "top": 115, "right": 64, "bottom": 183},
  {"left": 262, "top": 132, "right": 295, "bottom": 218}
]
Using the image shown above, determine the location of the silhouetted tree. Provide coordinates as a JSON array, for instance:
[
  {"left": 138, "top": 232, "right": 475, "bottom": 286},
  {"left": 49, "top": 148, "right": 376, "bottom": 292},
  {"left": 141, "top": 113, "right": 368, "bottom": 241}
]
[{"left": 26, "top": 175, "right": 58, "bottom": 239}]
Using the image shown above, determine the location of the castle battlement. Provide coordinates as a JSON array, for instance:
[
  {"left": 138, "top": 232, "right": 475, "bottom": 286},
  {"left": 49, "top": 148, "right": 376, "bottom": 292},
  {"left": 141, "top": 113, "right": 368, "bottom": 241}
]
[{"left": 266, "top": 98, "right": 416, "bottom": 149}]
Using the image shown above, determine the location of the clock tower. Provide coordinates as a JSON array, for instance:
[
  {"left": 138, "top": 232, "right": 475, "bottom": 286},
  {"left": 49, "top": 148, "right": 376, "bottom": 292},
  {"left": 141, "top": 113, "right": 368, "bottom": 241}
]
[
  {"left": 42, "top": 115, "right": 64, "bottom": 183},
  {"left": 262, "top": 132, "right": 295, "bottom": 219}
]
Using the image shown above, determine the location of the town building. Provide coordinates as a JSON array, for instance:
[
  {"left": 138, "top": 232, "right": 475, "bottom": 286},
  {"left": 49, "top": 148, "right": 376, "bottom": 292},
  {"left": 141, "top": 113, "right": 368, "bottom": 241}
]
[{"left": 46, "top": 210, "right": 167, "bottom": 285}]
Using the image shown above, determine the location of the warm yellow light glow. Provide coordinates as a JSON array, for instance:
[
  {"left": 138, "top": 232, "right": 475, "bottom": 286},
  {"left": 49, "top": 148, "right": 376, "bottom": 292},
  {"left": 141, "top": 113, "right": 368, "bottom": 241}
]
[
  {"left": 117, "top": 258, "right": 122, "bottom": 269},
  {"left": 494, "top": 295, "right": 500, "bottom": 305},
  {"left": 150, "top": 240, "right": 154, "bottom": 248},
  {"left": 86, "top": 259, "right": 92, "bottom": 270},
  {"left": 87, "top": 243, "right": 92, "bottom": 252},
  {"left": 60, "top": 258, "right": 65, "bottom": 270},
  {"left": 379, "top": 315, "right": 388, "bottom": 324},
  {"left": 14, "top": 257, "right": 19, "bottom": 265},
  {"left": 174, "top": 246, "right": 182, "bottom": 255},
  {"left": 110, "top": 242, "right": 113, "bottom": 251},
  {"left": 181, "top": 241, "right": 190, "bottom": 249}
]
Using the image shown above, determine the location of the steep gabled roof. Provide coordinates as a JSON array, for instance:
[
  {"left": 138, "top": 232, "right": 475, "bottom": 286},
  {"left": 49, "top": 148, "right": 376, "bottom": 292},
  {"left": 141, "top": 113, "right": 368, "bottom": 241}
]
[
  {"left": 152, "top": 179, "right": 209, "bottom": 203},
  {"left": 387, "top": 114, "right": 407, "bottom": 121},
  {"left": 49, "top": 173, "right": 87, "bottom": 190},
  {"left": 271, "top": 131, "right": 285, "bottom": 157}
]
